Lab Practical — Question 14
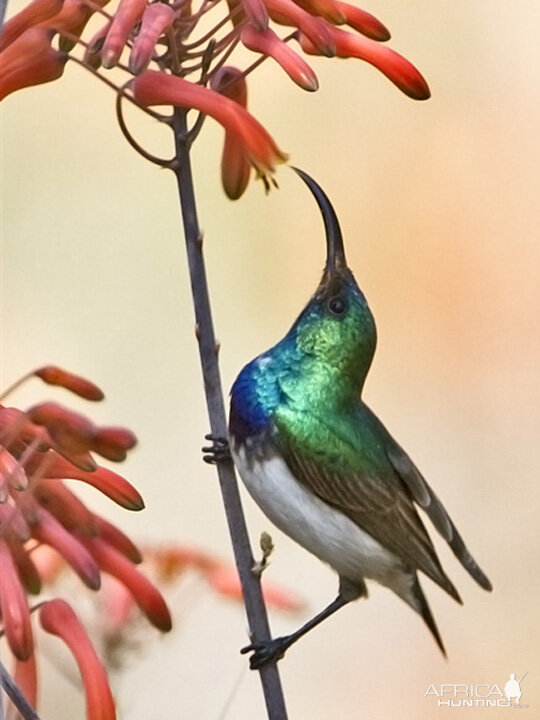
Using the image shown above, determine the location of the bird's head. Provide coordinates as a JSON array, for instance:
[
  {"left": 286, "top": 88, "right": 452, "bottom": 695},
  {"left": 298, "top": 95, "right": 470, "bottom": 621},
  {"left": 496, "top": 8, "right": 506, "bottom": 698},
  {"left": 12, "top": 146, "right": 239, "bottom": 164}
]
[{"left": 290, "top": 168, "right": 377, "bottom": 387}]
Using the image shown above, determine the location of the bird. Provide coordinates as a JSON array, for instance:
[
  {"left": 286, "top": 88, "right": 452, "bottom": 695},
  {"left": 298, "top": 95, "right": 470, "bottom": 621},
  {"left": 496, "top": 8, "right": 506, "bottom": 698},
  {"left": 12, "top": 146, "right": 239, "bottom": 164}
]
[{"left": 227, "top": 167, "right": 492, "bottom": 670}]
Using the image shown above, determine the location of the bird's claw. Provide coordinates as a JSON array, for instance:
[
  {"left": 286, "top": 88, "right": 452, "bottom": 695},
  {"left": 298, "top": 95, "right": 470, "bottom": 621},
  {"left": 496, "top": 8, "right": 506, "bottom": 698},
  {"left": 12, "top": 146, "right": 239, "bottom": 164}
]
[
  {"left": 202, "top": 434, "right": 231, "bottom": 464},
  {"left": 240, "top": 637, "right": 288, "bottom": 670}
]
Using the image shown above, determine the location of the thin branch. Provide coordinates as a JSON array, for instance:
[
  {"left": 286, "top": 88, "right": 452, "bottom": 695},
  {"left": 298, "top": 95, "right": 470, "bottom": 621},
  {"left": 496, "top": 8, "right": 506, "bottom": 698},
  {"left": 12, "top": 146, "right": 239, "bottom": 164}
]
[
  {"left": 0, "top": 604, "right": 46, "bottom": 639},
  {"left": 216, "top": 663, "right": 248, "bottom": 720},
  {"left": 183, "top": 39, "right": 216, "bottom": 143},
  {"left": 180, "top": 27, "right": 239, "bottom": 63},
  {"left": 57, "top": 29, "right": 133, "bottom": 74},
  {"left": 179, "top": 0, "right": 220, "bottom": 38},
  {"left": 200, "top": 38, "right": 217, "bottom": 82},
  {"left": 181, "top": 7, "right": 241, "bottom": 51},
  {"left": 80, "top": 0, "right": 113, "bottom": 22},
  {"left": 181, "top": 30, "right": 240, "bottom": 75},
  {"left": 0, "top": 371, "right": 34, "bottom": 401},
  {"left": 185, "top": 109, "right": 207, "bottom": 144},
  {"left": 0, "top": 662, "right": 41, "bottom": 720},
  {"left": 0, "top": 0, "right": 9, "bottom": 33},
  {"left": 171, "top": 107, "right": 288, "bottom": 720},
  {"left": 166, "top": 28, "right": 182, "bottom": 75}
]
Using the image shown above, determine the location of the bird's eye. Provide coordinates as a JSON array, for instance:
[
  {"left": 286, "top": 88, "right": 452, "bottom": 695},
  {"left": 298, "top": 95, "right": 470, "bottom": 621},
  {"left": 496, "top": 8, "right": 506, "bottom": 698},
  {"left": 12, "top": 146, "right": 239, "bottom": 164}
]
[{"left": 328, "top": 296, "right": 347, "bottom": 315}]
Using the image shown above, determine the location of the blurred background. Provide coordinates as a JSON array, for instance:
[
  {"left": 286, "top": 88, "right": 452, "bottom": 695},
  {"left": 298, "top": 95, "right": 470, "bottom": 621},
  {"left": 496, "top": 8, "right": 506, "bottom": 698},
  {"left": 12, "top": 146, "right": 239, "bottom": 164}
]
[{"left": 2, "top": 0, "right": 539, "bottom": 717}]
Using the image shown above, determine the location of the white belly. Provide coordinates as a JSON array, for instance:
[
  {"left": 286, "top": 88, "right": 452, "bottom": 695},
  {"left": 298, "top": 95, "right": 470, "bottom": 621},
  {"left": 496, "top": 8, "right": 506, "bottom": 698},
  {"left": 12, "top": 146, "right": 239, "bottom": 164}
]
[{"left": 233, "top": 446, "right": 406, "bottom": 590}]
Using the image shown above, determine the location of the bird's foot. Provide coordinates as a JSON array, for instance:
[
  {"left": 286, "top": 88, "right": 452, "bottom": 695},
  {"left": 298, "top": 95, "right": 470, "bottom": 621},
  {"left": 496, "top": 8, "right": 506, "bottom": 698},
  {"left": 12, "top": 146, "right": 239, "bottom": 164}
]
[
  {"left": 202, "top": 434, "right": 231, "bottom": 464},
  {"left": 240, "top": 636, "right": 291, "bottom": 670}
]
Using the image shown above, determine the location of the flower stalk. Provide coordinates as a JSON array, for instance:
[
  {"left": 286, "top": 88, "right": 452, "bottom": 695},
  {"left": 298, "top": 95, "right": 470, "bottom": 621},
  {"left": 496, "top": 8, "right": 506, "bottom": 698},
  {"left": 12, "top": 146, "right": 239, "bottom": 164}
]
[
  {"left": 0, "top": 368, "right": 172, "bottom": 720},
  {"left": 0, "top": 661, "right": 41, "bottom": 720},
  {"left": 171, "top": 106, "right": 288, "bottom": 720}
]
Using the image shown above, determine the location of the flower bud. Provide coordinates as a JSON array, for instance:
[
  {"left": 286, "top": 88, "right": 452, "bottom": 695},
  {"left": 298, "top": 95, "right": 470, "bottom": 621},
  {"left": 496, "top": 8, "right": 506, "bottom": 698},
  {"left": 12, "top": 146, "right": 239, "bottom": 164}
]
[
  {"left": 241, "top": 25, "right": 319, "bottom": 91},
  {"left": 35, "top": 366, "right": 105, "bottom": 401}
]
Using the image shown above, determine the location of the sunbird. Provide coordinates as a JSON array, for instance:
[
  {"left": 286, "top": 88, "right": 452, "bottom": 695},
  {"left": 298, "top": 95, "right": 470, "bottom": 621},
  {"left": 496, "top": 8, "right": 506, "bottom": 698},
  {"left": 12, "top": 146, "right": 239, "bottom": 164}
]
[{"left": 227, "top": 168, "right": 492, "bottom": 669}]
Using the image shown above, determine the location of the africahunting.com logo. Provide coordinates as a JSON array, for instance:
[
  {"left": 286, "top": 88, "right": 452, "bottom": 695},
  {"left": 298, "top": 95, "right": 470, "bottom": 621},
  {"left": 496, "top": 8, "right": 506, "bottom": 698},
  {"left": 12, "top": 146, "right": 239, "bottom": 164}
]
[{"left": 425, "top": 672, "right": 529, "bottom": 709}]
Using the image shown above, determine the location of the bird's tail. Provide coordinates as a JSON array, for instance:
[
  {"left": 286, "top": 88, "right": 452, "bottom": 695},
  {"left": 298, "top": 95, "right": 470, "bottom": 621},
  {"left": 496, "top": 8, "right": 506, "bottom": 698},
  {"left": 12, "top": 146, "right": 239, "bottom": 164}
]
[{"left": 399, "top": 574, "right": 447, "bottom": 657}]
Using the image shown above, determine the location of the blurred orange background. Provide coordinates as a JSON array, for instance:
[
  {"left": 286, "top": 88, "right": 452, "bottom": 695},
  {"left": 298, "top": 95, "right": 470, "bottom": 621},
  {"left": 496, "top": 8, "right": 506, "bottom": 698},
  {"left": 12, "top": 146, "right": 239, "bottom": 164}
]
[{"left": 2, "top": 1, "right": 539, "bottom": 718}]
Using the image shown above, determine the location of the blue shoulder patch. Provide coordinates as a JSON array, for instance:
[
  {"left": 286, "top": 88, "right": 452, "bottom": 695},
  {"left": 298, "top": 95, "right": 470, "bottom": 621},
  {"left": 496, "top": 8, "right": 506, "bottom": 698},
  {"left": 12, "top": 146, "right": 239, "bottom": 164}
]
[
  {"left": 229, "top": 358, "right": 271, "bottom": 442},
  {"left": 230, "top": 335, "right": 302, "bottom": 443}
]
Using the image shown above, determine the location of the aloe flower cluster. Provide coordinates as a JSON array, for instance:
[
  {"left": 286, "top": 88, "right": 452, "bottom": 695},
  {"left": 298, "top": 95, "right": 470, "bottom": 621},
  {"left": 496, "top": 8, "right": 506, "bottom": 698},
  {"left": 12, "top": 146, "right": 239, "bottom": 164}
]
[
  {"left": 0, "top": 366, "right": 172, "bottom": 720},
  {"left": 0, "top": 0, "right": 430, "bottom": 198},
  {"left": 0, "top": 365, "right": 306, "bottom": 717}
]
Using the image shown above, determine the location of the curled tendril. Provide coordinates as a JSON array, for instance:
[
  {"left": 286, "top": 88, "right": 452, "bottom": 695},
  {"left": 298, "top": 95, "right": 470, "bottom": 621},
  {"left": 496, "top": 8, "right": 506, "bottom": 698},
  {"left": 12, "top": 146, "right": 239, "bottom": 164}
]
[{"left": 115, "top": 82, "right": 176, "bottom": 168}]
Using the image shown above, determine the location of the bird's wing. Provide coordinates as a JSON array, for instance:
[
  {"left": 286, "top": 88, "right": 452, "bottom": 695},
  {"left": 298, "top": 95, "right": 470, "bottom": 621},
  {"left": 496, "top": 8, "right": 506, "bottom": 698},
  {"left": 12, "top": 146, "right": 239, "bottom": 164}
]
[
  {"left": 383, "top": 432, "right": 492, "bottom": 592},
  {"left": 273, "top": 409, "right": 461, "bottom": 601}
]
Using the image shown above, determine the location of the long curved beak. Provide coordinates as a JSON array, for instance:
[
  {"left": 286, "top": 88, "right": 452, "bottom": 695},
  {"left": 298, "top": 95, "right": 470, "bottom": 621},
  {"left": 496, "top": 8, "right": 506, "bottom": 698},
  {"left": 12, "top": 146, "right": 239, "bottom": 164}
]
[{"left": 292, "top": 167, "right": 347, "bottom": 274}]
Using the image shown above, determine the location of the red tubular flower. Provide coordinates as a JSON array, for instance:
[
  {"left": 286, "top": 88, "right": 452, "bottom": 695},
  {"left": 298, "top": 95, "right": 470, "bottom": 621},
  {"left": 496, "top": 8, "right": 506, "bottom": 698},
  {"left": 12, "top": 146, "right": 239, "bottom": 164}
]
[
  {"left": 0, "top": 504, "right": 31, "bottom": 543},
  {"left": 93, "top": 515, "right": 143, "bottom": 564},
  {"left": 1, "top": 448, "right": 28, "bottom": 492},
  {"left": 12, "top": 405, "right": 97, "bottom": 472},
  {"left": 264, "top": 0, "right": 335, "bottom": 56},
  {"left": 0, "top": 28, "right": 67, "bottom": 101},
  {"left": 150, "top": 545, "right": 218, "bottom": 579},
  {"left": 205, "top": 563, "right": 305, "bottom": 612},
  {"left": 261, "top": 581, "right": 306, "bottom": 612},
  {"left": 294, "top": 0, "right": 346, "bottom": 25},
  {"left": 83, "top": 22, "right": 112, "bottom": 70},
  {"left": 9, "top": 542, "right": 42, "bottom": 594},
  {"left": 12, "top": 654, "right": 38, "bottom": 713},
  {"left": 40, "top": 600, "right": 116, "bottom": 720},
  {"left": 212, "top": 65, "right": 248, "bottom": 109},
  {"left": 30, "top": 505, "right": 102, "bottom": 589},
  {"left": 92, "top": 426, "right": 138, "bottom": 463},
  {"left": 28, "top": 402, "right": 97, "bottom": 456},
  {"left": 101, "top": 0, "right": 147, "bottom": 69},
  {"left": 133, "top": 70, "right": 288, "bottom": 175},
  {"left": 129, "top": 3, "right": 176, "bottom": 75},
  {"left": 43, "top": 0, "right": 110, "bottom": 52},
  {"left": 26, "top": 453, "right": 145, "bottom": 510},
  {"left": 240, "top": 0, "right": 269, "bottom": 32},
  {"left": 241, "top": 25, "right": 318, "bottom": 91},
  {"left": 335, "top": 1, "right": 391, "bottom": 42},
  {"left": 0, "top": 407, "right": 50, "bottom": 457},
  {"left": 211, "top": 67, "right": 252, "bottom": 200},
  {"left": 299, "top": 26, "right": 431, "bottom": 100},
  {"left": 33, "top": 478, "right": 96, "bottom": 534},
  {"left": 34, "top": 366, "right": 105, "bottom": 401},
  {"left": 0, "top": 539, "right": 33, "bottom": 661},
  {"left": 84, "top": 536, "right": 172, "bottom": 632},
  {"left": 0, "top": 0, "right": 64, "bottom": 51},
  {"left": 27, "top": 401, "right": 138, "bottom": 466}
]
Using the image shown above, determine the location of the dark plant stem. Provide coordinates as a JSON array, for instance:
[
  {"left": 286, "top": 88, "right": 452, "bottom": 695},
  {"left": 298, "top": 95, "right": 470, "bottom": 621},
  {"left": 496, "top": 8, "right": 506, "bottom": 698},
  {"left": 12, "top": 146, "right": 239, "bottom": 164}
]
[
  {"left": 171, "top": 107, "right": 289, "bottom": 720},
  {"left": 0, "top": 0, "right": 8, "bottom": 32},
  {"left": 0, "top": 662, "right": 41, "bottom": 720}
]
